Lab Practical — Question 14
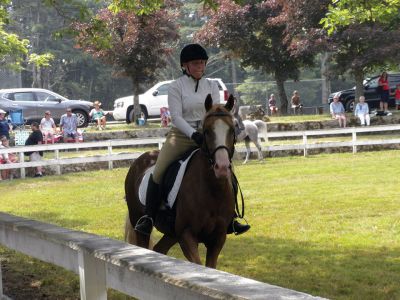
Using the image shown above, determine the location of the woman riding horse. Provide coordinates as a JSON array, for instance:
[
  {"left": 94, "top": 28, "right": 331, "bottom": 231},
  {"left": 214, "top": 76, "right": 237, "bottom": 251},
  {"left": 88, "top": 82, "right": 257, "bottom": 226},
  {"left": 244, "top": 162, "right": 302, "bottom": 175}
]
[{"left": 134, "top": 43, "right": 250, "bottom": 236}]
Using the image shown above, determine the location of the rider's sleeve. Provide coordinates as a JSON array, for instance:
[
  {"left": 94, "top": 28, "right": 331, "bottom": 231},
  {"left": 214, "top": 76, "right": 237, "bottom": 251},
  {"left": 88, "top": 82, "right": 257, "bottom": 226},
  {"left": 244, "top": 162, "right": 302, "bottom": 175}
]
[
  {"left": 168, "top": 82, "right": 196, "bottom": 138},
  {"left": 210, "top": 80, "right": 221, "bottom": 103}
]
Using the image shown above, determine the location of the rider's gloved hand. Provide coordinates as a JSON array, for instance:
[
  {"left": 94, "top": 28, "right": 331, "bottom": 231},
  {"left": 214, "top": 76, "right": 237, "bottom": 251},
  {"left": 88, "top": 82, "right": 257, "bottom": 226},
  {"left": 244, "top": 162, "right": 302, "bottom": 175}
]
[{"left": 191, "top": 131, "right": 204, "bottom": 146}]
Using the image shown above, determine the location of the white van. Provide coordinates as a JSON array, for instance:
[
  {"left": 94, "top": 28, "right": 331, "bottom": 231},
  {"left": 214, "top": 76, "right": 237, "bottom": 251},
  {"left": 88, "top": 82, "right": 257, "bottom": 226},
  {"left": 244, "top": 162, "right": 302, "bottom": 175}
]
[{"left": 112, "top": 78, "right": 229, "bottom": 123}]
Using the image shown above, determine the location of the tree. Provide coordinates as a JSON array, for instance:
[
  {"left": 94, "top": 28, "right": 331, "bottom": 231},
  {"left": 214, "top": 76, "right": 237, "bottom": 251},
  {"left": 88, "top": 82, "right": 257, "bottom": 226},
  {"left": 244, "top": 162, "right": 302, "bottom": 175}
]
[
  {"left": 320, "top": 0, "right": 400, "bottom": 108},
  {"left": 0, "top": 0, "right": 29, "bottom": 70},
  {"left": 73, "top": 5, "right": 179, "bottom": 123},
  {"left": 196, "top": 0, "right": 317, "bottom": 113}
]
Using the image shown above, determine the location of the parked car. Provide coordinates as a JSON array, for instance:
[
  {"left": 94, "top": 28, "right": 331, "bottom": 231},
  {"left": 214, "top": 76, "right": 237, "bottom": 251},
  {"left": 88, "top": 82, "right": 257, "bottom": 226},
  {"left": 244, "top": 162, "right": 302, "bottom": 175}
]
[
  {"left": 0, "top": 88, "right": 93, "bottom": 127},
  {"left": 113, "top": 78, "right": 229, "bottom": 123},
  {"left": 328, "top": 73, "right": 400, "bottom": 112}
]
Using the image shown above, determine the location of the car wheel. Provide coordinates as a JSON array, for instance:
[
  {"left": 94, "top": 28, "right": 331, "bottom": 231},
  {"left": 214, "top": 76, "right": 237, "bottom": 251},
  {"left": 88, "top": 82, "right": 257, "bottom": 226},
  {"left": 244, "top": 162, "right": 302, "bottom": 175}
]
[
  {"left": 345, "top": 99, "right": 355, "bottom": 112},
  {"left": 127, "top": 106, "right": 148, "bottom": 124},
  {"left": 73, "top": 109, "right": 89, "bottom": 127}
]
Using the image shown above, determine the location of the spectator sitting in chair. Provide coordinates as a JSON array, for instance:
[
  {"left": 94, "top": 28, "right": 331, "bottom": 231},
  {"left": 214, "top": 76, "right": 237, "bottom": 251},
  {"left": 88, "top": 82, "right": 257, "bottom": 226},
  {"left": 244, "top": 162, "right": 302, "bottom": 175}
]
[
  {"left": 40, "top": 110, "right": 57, "bottom": 144},
  {"left": 354, "top": 96, "right": 370, "bottom": 126},
  {"left": 0, "top": 109, "right": 12, "bottom": 140},
  {"left": 268, "top": 94, "right": 278, "bottom": 115},
  {"left": 330, "top": 95, "right": 347, "bottom": 128},
  {"left": 0, "top": 135, "right": 18, "bottom": 180},
  {"left": 60, "top": 108, "right": 79, "bottom": 143},
  {"left": 25, "top": 122, "right": 43, "bottom": 178},
  {"left": 291, "top": 90, "right": 303, "bottom": 115},
  {"left": 89, "top": 100, "right": 107, "bottom": 130}
]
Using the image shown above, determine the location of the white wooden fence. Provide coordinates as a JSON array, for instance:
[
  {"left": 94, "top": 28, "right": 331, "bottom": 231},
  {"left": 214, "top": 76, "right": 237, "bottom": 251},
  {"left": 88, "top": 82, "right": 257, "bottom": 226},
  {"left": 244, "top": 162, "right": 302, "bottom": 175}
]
[
  {"left": 1, "top": 125, "right": 400, "bottom": 179},
  {"left": 0, "top": 138, "right": 165, "bottom": 179},
  {"left": 0, "top": 212, "right": 325, "bottom": 300}
]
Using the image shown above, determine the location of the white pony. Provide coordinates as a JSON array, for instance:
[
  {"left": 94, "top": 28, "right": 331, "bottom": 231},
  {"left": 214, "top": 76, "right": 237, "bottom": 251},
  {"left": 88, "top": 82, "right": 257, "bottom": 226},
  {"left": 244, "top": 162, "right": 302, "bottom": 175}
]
[{"left": 234, "top": 105, "right": 267, "bottom": 164}]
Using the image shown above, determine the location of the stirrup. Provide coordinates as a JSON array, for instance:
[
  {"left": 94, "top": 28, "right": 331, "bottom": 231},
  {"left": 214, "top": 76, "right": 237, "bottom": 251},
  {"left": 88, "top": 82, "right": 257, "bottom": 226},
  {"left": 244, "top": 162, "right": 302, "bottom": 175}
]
[
  {"left": 228, "top": 218, "right": 250, "bottom": 235},
  {"left": 134, "top": 215, "right": 154, "bottom": 235}
]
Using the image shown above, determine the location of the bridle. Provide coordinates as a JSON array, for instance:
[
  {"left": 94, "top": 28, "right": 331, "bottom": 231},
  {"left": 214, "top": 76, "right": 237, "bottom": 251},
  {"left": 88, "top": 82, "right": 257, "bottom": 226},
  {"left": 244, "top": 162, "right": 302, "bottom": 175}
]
[{"left": 202, "top": 111, "right": 236, "bottom": 166}]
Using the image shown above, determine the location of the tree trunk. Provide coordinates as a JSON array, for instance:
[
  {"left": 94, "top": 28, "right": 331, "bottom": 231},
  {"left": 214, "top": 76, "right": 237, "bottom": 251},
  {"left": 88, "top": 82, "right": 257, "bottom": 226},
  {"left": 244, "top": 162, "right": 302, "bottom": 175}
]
[
  {"left": 321, "top": 52, "right": 331, "bottom": 104},
  {"left": 132, "top": 79, "right": 141, "bottom": 125},
  {"left": 354, "top": 69, "right": 365, "bottom": 104},
  {"left": 275, "top": 74, "right": 288, "bottom": 114}
]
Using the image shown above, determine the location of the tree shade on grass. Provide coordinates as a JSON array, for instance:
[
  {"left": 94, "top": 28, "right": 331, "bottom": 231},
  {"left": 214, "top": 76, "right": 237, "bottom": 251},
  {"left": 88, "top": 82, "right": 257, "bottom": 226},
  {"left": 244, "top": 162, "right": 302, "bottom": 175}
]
[{"left": 0, "top": 150, "right": 399, "bottom": 299}]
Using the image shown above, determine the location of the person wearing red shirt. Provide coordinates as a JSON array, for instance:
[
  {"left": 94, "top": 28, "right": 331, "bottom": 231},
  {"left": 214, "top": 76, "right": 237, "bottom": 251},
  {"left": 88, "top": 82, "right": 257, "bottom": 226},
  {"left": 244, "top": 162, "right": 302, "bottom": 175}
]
[
  {"left": 378, "top": 71, "right": 390, "bottom": 112},
  {"left": 394, "top": 83, "right": 400, "bottom": 110}
]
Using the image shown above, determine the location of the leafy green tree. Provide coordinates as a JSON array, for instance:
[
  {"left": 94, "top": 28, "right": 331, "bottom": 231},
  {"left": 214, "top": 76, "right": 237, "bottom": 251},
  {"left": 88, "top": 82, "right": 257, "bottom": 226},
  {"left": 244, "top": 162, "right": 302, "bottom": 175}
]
[
  {"left": 196, "top": 0, "right": 317, "bottom": 113},
  {"left": 320, "top": 0, "right": 400, "bottom": 108},
  {"left": 73, "top": 6, "right": 179, "bottom": 123},
  {"left": 0, "top": 0, "right": 29, "bottom": 70}
]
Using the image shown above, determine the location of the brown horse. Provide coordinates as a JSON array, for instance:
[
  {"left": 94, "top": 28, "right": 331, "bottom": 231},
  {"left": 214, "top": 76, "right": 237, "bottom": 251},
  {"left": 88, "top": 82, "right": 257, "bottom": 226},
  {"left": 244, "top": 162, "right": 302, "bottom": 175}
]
[{"left": 124, "top": 94, "right": 236, "bottom": 268}]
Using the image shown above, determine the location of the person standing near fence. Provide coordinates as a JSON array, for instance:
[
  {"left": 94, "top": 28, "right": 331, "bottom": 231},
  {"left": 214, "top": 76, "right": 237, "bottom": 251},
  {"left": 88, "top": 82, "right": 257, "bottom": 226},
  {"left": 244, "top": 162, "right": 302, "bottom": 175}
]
[
  {"left": 394, "top": 83, "right": 400, "bottom": 110},
  {"left": 330, "top": 95, "right": 347, "bottom": 128},
  {"left": 354, "top": 96, "right": 370, "bottom": 126},
  {"left": 0, "top": 135, "right": 18, "bottom": 180},
  {"left": 268, "top": 94, "right": 278, "bottom": 115},
  {"left": 378, "top": 71, "right": 390, "bottom": 113},
  {"left": 25, "top": 122, "right": 43, "bottom": 178}
]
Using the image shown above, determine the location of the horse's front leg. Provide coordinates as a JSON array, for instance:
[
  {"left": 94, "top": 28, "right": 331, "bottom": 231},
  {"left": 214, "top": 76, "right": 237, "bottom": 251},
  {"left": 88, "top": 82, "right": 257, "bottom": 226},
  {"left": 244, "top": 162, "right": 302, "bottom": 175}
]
[
  {"left": 205, "top": 230, "right": 227, "bottom": 268},
  {"left": 179, "top": 229, "right": 202, "bottom": 265},
  {"left": 153, "top": 235, "right": 178, "bottom": 255}
]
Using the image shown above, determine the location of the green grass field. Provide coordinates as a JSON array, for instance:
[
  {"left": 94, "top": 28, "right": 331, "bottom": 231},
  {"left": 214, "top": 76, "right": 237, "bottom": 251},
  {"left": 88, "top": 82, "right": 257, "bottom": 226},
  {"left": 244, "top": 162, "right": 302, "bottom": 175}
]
[{"left": 1, "top": 150, "right": 399, "bottom": 299}]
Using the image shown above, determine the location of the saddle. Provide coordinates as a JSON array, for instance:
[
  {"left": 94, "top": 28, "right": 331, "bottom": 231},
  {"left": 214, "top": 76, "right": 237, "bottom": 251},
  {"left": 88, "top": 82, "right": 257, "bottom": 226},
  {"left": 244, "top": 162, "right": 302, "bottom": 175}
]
[{"left": 138, "top": 147, "right": 199, "bottom": 235}]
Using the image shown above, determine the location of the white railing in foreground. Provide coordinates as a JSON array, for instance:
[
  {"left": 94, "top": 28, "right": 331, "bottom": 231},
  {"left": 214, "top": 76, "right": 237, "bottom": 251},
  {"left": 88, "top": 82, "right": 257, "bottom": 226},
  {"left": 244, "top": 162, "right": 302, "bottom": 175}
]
[
  {"left": 0, "top": 212, "right": 325, "bottom": 300},
  {"left": 1, "top": 124, "right": 400, "bottom": 179}
]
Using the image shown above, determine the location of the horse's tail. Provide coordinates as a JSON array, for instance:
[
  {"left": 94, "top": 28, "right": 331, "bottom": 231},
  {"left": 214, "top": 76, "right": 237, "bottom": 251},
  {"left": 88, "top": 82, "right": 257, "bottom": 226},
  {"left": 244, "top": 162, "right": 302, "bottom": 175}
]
[
  {"left": 124, "top": 214, "right": 137, "bottom": 244},
  {"left": 254, "top": 120, "right": 268, "bottom": 142},
  {"left": 124, "top": 214, "right": 155, "bottom": 249}
]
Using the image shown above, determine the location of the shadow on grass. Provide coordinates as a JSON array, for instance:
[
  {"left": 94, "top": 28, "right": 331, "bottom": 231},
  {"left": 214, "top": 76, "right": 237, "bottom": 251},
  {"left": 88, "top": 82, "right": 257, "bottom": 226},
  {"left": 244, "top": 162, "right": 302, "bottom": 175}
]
[
  {"left": 221, "top": 236, "right": 400, "bottom": 300},
  {"left": 26, "top": 211, "right": 89, "bottom": 229}
]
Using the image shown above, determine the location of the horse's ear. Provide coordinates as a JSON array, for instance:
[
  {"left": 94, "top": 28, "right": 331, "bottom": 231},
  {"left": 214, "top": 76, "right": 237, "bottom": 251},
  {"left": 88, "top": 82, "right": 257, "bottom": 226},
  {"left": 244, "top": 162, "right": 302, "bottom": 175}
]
[
  {"left": 205, "top": 94, "right": 213, "bottom": 112},
  {"left": 225, "top": 94, "right": 235, "bottom": 112}
]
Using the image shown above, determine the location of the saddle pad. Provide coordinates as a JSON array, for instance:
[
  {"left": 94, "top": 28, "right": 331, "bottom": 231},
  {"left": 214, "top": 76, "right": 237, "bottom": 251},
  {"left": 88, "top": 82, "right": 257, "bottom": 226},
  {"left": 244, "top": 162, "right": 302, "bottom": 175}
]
[{"left": 138, "top": 149, "right": 199, "bottom": 209}]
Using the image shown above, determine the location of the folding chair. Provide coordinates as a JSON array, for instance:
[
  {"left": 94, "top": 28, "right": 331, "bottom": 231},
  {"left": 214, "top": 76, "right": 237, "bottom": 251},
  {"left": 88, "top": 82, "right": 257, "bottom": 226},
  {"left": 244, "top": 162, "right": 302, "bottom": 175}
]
[{"left": 8, "top": 109, "right": 26, "bottom": 130}]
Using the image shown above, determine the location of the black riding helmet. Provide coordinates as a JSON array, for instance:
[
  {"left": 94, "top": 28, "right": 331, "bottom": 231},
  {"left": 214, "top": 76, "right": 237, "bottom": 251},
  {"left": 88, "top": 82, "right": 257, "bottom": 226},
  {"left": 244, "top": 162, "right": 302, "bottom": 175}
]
[{"left": 180, "top": 43, "right": 209, "bottom": 66}]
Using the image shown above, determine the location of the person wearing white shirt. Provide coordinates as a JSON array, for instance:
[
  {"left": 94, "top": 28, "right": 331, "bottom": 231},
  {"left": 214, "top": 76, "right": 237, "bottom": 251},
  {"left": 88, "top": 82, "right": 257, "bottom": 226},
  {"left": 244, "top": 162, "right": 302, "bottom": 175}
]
[
  {"left": 134, "top": 44, "right": 250, "bottom": 236},
  {"left": 354, "top": 96, "right": 370, "bottom": 126}
]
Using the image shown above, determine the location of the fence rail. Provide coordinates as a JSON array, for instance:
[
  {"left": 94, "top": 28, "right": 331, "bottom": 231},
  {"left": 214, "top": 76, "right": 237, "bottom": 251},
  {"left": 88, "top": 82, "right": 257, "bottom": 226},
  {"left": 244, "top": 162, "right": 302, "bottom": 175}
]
[
  {"left": 1, "top": 125, "right": 400, "bottom": 178},
  {"left": 0, "top": 212, "right": 323, "bottom": 300}
]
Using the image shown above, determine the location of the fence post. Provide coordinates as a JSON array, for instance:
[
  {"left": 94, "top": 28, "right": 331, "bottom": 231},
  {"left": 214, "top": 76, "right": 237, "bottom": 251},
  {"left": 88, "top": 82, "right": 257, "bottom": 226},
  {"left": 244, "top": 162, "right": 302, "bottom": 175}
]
[
  {"left": 19, "top": 152, "right": 25, "bottom": 179},
  {"left": 55, "top": 149, "right": 61, "bottom": 175},
  {"left": 352, "top": 128, "right": 357, "bottom": 154},
  {"left": 108, "top": 145, "right": 113, "bottom": 170},
  {"left": 303, "top": 133, "right": 308, "bottom": 157},
  {"left": 78, "top": 251, "right": 107, "bottom": 300},
  {"left": 158, "top": 142, "right": 163, "bottom": 150}
]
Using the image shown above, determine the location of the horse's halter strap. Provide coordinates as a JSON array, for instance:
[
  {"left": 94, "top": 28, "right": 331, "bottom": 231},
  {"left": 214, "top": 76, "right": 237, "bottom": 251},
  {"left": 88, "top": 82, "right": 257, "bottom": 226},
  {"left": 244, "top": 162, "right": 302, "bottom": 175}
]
[{"left": 202, "top": 111, "right": 236, "bottom": 165}]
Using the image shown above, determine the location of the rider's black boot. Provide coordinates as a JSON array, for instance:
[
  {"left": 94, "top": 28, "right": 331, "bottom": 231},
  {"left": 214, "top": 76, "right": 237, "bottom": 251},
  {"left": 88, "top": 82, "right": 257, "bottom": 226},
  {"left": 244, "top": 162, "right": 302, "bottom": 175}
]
[
  {"left": 135, "top": 175, "right": 161, "bottom": 235},
  {"left": 227, "top": 219, "right": 250, "bottom": 235},
  {"left": 227, "top": 173, "right": 250, "bottom": 235}
]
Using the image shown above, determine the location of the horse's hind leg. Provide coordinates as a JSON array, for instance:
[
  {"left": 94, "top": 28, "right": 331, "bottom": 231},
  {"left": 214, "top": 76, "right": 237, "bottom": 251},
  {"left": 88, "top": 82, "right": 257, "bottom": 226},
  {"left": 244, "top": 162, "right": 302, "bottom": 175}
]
[
  {"left": 254, "top": 140, "right": 264, "bottom": 161},
  {"left": 153, "top": 235, "right": 178, "bottom": 255},
  {"left": 179, "top": 229, "right": 202, "bottom": 265},
  {"left": 243, "top": 139, "right": 250, "bottom": 164}
]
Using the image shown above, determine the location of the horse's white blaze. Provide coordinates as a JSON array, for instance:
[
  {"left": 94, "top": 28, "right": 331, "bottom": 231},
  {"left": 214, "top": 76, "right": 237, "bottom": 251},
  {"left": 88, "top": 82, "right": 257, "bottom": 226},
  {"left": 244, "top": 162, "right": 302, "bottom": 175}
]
[{"left": 213, "top": 119, "right": 231, "bottom": 178}]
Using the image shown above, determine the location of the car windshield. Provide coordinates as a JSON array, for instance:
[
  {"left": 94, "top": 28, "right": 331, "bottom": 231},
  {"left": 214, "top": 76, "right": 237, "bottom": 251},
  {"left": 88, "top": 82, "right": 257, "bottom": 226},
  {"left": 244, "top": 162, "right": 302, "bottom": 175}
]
[{"left": 363, "top": 77, "right": 378, "bottom": 88}]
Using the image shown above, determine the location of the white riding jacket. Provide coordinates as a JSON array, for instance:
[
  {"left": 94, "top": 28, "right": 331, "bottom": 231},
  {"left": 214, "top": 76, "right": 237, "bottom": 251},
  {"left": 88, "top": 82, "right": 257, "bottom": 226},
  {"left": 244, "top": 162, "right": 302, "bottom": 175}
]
[{"left": 168, "top": 75, "right": 220, "bottom": 138}]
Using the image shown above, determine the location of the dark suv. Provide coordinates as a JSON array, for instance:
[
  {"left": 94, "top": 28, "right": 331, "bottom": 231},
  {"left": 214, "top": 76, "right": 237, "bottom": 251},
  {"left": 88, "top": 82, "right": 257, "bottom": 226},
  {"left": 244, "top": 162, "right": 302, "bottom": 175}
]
[{"left": 328, "top": 73, "right": 400, "bottom": 112}]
